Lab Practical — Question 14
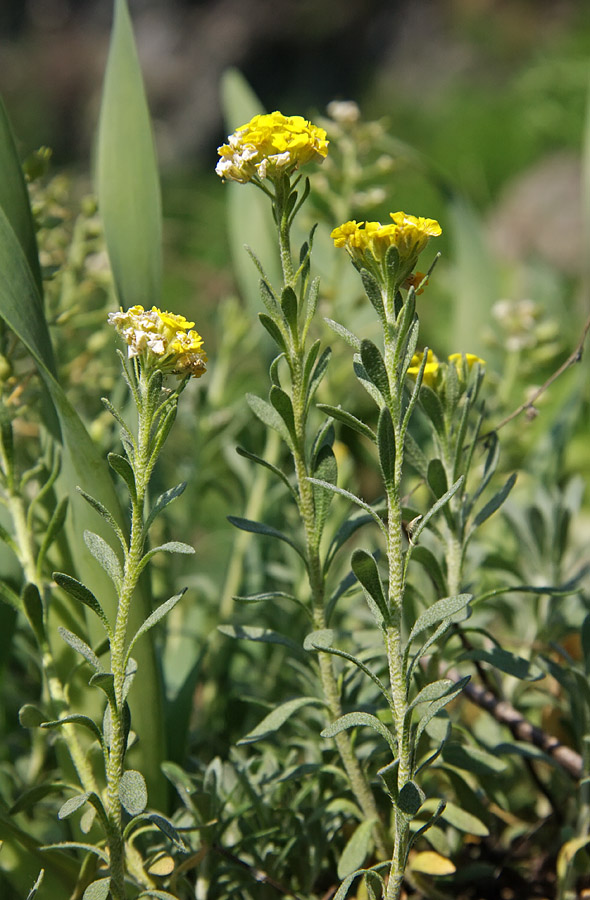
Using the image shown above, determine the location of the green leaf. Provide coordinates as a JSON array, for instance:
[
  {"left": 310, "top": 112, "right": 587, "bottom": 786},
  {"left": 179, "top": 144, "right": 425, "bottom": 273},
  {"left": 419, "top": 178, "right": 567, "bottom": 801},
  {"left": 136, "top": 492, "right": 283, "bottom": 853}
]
[
  {"left": 415, "top": 678, "right": 470, "bottom": 745},
  {"left": 427, "top": 458, "right": 448, "bottom": 500},
  {"left": 83, "top": 531, "right": 122, "bottom": 589},
  {"left": 0, "top": 580, "right": 22, "bottom": 611},
  {"left": 321, "top": 712, "right": 397, "bottom": 756},
  {"left": 410, "top": 546, "right": 447, "bottom": 594},
  {"left": 96, "top": 0, "right": 162, "bottom": 308},
  {"left": 396, "top": 781, "right": 425, "bottom": 819},
  {"left": 144, "top": 482, "right": 186, "bottom": 534},
  {"left": 141, "top": 813, "right": 187, "bottom": 851},
  {"left": 404, "top": 430, "right": 429, "bottom": 479},
  {"left": 408, "top": 594, "right": 472, "bottom": 644},
  {"left": 442, "top": 740, "right": 507, "bottom": 776},
  {"left": 237, "top": 697, "right": 323, "bottom": 745},
  {"left": 359, "top": 339, "right": 390, "bottom": 402},
  {"left": 82, "top": 878, "right": 111, "bottom": 900},
  {"left": 218, "top": 623, "right": 301, "bottom": 653},
  {"left": 139, "top": 541, "right": 194, "bottom": 572},
  {"left": 77, "top": 489, "right": 123, "bottom": 548},
  {"left": 107, "top": 452, "right": 137, "bottom": 499},
  {"left": 434, "top": 799, "right": 489, "bottom": 836},
  {"left": 40, "top": 842, "right": 108, "bottom": 862},
  {"left": 351, "top": 549, "right": 390, "bottom": 628},
  {"left": 58, "top": 627, "right": 103, "bottom": 672},
  {"left": 360, "top": 269, "right": 385, "bottom": 320},
  {"left": 18, "top": 704, "right": 46, "bottom": 728},
  {"left": 137, "top": 892, "right": 180, "bottom": 900},
  {"left": 53, "top": 572, "right": 111, "bottom": 633},
  {"left": 281, "top": 285, "right": 298, "bottom": 332},
  {"left": 246, "top": 392, "right": 291, "bottom": 445},
  {"left": 269, "top": 385, "right": 296, "bottom": 441},
  {"left": 377, "top": 406, "right": 396, "bottom": 490},
  {"left": 236, "top": 445, "right": 296, "bottom": 498},
  {"left": 41, "top": 714, "right": 103, "bottom": 745},
  {"left": 36, "top": 496, "right": 69, "bottom": 571},
  {"left": 227, "top": 515, "right": 306, "bottom": 561},
  {"left": 420, "top": 385, "right": 445, "bottom": 435},
  {"left": 459, "top": 647, "right": 544, "bottom": 681},
  {"left": 317, "top": 404, "right": 376, "bottom": 443},
  {"left": 306, "top": 346, "right": 331, "bottom": 410},
  {"left": 471, "top": 472, "right": 517, "bottom": 530},
  {"left": 307, "top": 478, "right": 387, "bottom": 536},
  {"left": 304, "top": 630, "right": 391, "bottom": 704},
  {"left": 338, "top": 819, "right": 375, "bottom": 879},
  {"left": 58, "top": 792, "right": 91, "bottom": 820},
  {"left": 25, "top": 870, "right": 45, "bottom": 900},
  {"left": 0, "top": 98, "right": 43, "bottom": 298},
  {"left": 127, "top": 590, "right": 185, "bottom": 656},
  {"left": 312, "top": 444, "right": 337, "bottom": 538},
  {"left": 119, "top": 769, "right": 148, "bottom": 816},
  {"left": 258, "top": 313, "right": 287, "bottom": 351},
  {"left": 324, "top": 317, "right": 361, "bottom": 350},
  {"left": 22, "top": 583, "right": 45, "bottom": 644},
  {"left": 411, "top": 477, "right": 464, "bottom": 543},
  {"left": 408, "top": 679, "right": 455, "bottom": 713}
]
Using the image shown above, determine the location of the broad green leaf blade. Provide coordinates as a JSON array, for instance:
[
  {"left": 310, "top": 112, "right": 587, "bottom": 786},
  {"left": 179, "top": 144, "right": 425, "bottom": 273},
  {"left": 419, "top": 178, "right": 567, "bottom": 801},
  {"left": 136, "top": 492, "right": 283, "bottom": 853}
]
[
  {"left": 83, "top": 878, "right": 111, "bottom": 900},
  {"left": 0, "top": 97, "right": 43, "bottom": 295},
  {"left": 237, "top": 697, "right": 323, "bottom": 745},
  {"left": 96, "top": 0, "right": 162, "bottom": 308}
]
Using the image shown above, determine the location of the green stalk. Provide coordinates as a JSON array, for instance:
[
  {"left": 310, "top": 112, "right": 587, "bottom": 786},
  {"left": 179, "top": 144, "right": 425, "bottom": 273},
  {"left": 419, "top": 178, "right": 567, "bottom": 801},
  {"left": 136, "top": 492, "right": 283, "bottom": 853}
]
[
  {"left": 104, "top": 366, "right": 155, "bottom": 899},
  {"left": 273, "top": 180, "right": 389, "bottom": 860}
]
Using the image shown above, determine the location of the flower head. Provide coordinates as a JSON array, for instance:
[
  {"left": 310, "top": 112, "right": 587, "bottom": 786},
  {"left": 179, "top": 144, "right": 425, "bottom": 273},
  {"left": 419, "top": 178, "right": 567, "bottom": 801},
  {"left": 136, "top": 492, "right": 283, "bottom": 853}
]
[
  {"left": 407, "top": 350, "right": 440, "bottom": 388},
  {"left": 216, "top": 112, "right": 328, "bottom": 184},
  {"left": 108, "top": 305, "right": 207, "bottom": 378},
  {"left": 331, "top": 212, "right": 441, "bottom": 285}
]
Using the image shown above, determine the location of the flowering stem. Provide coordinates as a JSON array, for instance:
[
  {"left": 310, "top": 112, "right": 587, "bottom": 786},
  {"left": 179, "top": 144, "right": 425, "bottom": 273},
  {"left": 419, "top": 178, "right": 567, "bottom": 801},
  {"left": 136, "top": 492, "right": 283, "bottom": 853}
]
[{"left": 272, "top": 184, "right": 389, "bottom": 860}]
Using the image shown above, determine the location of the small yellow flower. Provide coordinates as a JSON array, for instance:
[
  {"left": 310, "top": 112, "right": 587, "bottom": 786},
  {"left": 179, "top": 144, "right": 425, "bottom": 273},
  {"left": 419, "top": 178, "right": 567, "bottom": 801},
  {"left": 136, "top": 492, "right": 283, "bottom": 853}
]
[
  {"left": 448, "top": 352, "right": 485, "bottom": 374},
  {"left": 108, "top": 305, "right": 207, "bottom": 378},
  {"left": 331, "top": 212, "right": 441, "bottom": 273},
  {"left": 216, "top": 111, "right": 328, "bottom": 184},
  {"left": 403, "top": 271, "right": 429, "bottom": 295},
  {"left": 389, "top": 212, "right": 442, "bottom": 260},
  {"left": 407, "top": 350, "right": 440, "bottom": 387}
]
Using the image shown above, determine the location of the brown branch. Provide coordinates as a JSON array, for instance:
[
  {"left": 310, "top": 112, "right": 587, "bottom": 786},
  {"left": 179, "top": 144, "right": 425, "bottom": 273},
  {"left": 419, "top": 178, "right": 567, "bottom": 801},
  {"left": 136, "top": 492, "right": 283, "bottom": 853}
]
[
  {"left": 447, "top": 665, "right": 583, "bottom": 780},
  {"left": 482, "top": 310, "right": 590, "bottom": 440}
]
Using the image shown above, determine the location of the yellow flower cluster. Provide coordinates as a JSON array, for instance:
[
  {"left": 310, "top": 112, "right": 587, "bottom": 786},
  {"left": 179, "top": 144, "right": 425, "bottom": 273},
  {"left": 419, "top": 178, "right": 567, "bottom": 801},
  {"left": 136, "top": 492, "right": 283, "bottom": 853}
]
[
  {"left": 331, "top": 213, "right": 442, "bottom": 266},
  {"left": 216, "top": 111, "right": 329, "bottom": 184},
  {"left": 108, "top": 305, "right": 207, "bottom": 378},
  {"left": 407, "top": 351, "right": 485, "bottom": 389}
]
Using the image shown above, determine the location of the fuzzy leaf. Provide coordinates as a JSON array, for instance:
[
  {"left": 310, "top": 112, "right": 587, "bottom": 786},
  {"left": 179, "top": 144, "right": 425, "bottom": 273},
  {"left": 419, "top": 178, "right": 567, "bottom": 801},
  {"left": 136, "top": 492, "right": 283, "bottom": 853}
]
[
  {"left": 410, "top": 851, "right": 456, "bottom": 876},
  {"left": 269, "top": 385, "right": 296, "bottom": 440},
  {"left": 312, "top": 444, "right": 337, "bottom": 537},
  {"left": 58, "top": 627, "right": 103, "bottom": 672},
  {"left": 22, "top": 583, "right": 44, "bottom": 644},
  {"left": 411, "top": 477, "right": 464, "bottom": 543},
  {"left": 351, "top": 549, "right": 389, "bottom": 627},
  {"left": 246, "top": 393, "right": 291, "bottom": 444},
  {"left": 408, "top": 594, "right": 472, "bottom": 644},
  {"left": 41, "top": 714, "right": 103, "bottom": 745},
  {"left": 396, "top": 781, "right": 424, "bottom": 818},
  {"left": 219, "top": 624, "right": 301, "bottom": 653},
  {"left": 409, "top": 545, "right": 447, "bottom": 594},
  {"left": 53, "top": 572, "right": 111, "bottom": 632},
  {"left": 306, "top": 346, "right": 332, "bottom": 410},
  {"left": 317, "top": 404, "right": 376, "bottom": 443},
  {"left": 360, "top": 269, "right": 385, "bottom": 319},
  {"left": 321, "top": 712, "right": 396, "bottom": 756},
  {"left": 377, "top": 406, "right": 396, "bottom": 490},
  {"left": 144, "top": 813, "right": 188, "bottom": 851},
  {"left": 25, "top": 870, "right": 44, "bottom": 900},
  {"left": 227, "top": 515, "right": 306, "bottom": 560},
  {"left": 119, "top": 769, "right": 148, "bottom": 815},
  {"left": 359, "top": 340, "right": 390, "bottom": 401},
  {"left": 442, "top": 741, "right": 507, "bottom": 776},
  {"left": 238, "top": 697, "right": 323, "bottom": 744},
  {"left": 108, "top": 452, "right": 136, "bottom": 499},
  {"left": 258, "top": 313, "right": 287, "bottom": 351},
  {"left": 58, "top": 792, "right": 91, "bottom": 820},
  {"left": 420, "top": 385, "right": 445, "bottom": 434},
  {"left": 82, "top": 878, "right": 111, "bottom": 900},
  {"left": 236, "top": 445, "right": 296, "bottom": 497},
  {"left": 472, "top": 472, "right": 517, "bottom": 529},
  {"left": 459, "top": 647, "right": 543, "bottom": 681},
  {"left": 18, "top": 704, "right": 47, "bottom": 728},
  {"left": 338, "top": 819, "right": 375, "bottom": 879},
  {"left": 83, "top": 531, "right": 122, "bottom": 589},
  {"left": 127, "top": 590, "right": 185, "bottom": 655}
]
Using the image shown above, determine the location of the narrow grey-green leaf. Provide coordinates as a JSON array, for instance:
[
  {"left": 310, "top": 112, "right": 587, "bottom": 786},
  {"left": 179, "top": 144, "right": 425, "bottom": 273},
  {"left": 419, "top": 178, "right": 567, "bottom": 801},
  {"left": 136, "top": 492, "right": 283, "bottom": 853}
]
[
  {"left": 25, "top": 869, "right": 45, "bottom": 900},
  {"left": 58, "top": 792, "right": 91, "bottom": 820},
  {"left": 408, "top": 679, "right": 455, "bottom": 713},
  {"left": 58, "top": 627, "right": 103, "bottom": 672},
  {"left": 411, "top": 477, "right": 464, "bottom": 543},
  {"left": 246, "top": 392, "right": 291, "bottom": 444},
  {"left": 82, "top": 878, "right": 111, "bottom": 900},
  {"left": 351, "top": 549, "right": 389, "bottom": 627},
  {"left": 83, "top": 531, "right": 122, "bottom": 589},
  {"left": 22, "top": 583, "right": 44, "bottom": 644},
  {"left": 321, "top": 712, "right": 397, "bottom": 756},
  {"left": 427, "top": 458, "right": 448, "bottom": 500},
  {"left": 259, "top": 312, "right": 287, "bottom": 351},
  {"left": 281, "top": 285, "right": 298, "bottom": 332},
  {"left": 269, "top": 385, "right": 296, "bottom": 440},
  {"left": 236, "top": 445, "right": 296, "bottom": 497},
  {"left": 227, "top": 515, "right": 306, "bottom": 560},
  {"left": 218, "top": 624, "right": 301, "bottom": 653},
  {"left": 145, "top": 813, "right": 188, "bottom": 851},
  {"left": 415, "top": 678, "right": 469, "bottom": 745},
  {"left": 408, "top": 594, "right": 472, "bottom": 644},
  {"left": 472, "top": 472, "right": 517, "bottom": 530},
  {"left": 77, "top": 489, "right": 123, "bottom": 546},
  {"left": 41, "top": 714, "right": 103, "bottom": 745},
  {"left": 459, "top": 647, "right": 543, "bottom": 681},
  {"left": 37, "top": 496, "right": 69, "bottom": 570},
  {"left": 307, "top": 479, "right": 387, "bottom": 535},
  {"left": 324, "top": 317, "right": 361, "bottom": 350},
  {"left": 338, "top": 819, "right": 375, "bottom": 879},
  {"left": 409, "top": 545, "right": 447, "bottom": 594},
  {"left": 420, "top": 385, "right": 445, "bottom": 434},
  {"left": 396, "top": 781, "right": 424, "bottom": 818},
  {"left": 377, "top": 406, "right": 396, "bottom": 490},
  {"left": 107, "top": 452, "right": 136, "bottom": 499},
  {"left": 96, "top": 0, "right": 162, "bottom": 308},
  {"left": 312, "top": 444, "right": 337, "bottom": 537},
  {"left": 360, "top": 339, "right": 390, "bottom": 402},
  {"left": 144, "top": 482, "right": 186, "bottom": 533},
  {"left": 127, "top": 590, "right": 185, "bottom": 655},
  {"left": 404, "top": 430, "right": 429, "bottom": 478},
  {"left": 238, "top": 697, "right": 323, "bottom": 745},
  {"left": 306, "top": 346, "right": 332, "bottom": 410},
  {"left": 361, "top": 269, "right": 385, "bottom": 319},
  {"left": 53, "top": 572, "right": 111, "bottom": 632},
  {"left": 442, "top": 740, "right": 507, "bottom": 776},
  {"left": 317, "top": 404, "right": 376, "bottom": 443},
  {"left": 119, "top": 769, "right": 148, "bottom": 816},
  {"left": 11, "top": 783, "right": 66, "bottom": 815}
]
